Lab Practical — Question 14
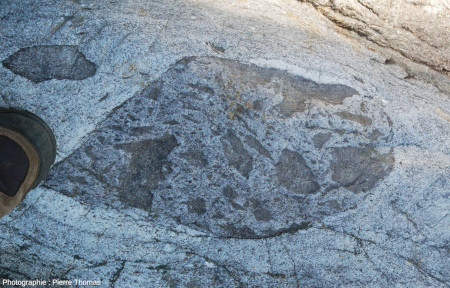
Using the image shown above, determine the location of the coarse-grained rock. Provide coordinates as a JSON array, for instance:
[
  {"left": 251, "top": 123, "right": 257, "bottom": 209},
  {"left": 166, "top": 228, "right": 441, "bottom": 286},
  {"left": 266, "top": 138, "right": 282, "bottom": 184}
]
[
  {"left": 45, "top": 56, "right": 394, "bottom": 240},
  {"left": 1, "top": 0, "right": 449, "bottom": 287},
  {"left": 221, "top": 129, "right": 254, "bottom": 178}
]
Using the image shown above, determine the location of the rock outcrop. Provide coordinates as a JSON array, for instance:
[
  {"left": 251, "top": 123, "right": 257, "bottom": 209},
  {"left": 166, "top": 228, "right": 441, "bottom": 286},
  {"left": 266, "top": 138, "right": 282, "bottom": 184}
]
[
  {"left": 0, "top": 0, "right": 448, "bottom": 287},
  {"left": 299, "top": 0, "right": 450, "bottom": 74}
]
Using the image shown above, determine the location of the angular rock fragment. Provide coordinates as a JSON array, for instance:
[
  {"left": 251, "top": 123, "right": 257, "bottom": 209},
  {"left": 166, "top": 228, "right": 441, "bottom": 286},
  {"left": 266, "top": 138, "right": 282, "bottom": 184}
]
[
  {"left": 336, "top": 111, "right": 372, "bottom": 126},
  {"left": 221, "top": 130, "right": 253, "bottom": 178},
  {"left": 245, "top": 135, "right": 272, "bottom": 159},
  {"left": 181, "top": 150, "right": 208, "bottom": 168},
  {"left": 330, "top": 146, "right": 394, "bottom": 192},
  {"left": 274, "top": 77, "right": 358, "bottom": 117},
  {"left": 275, "top": 149, "right": 319, "bottom": 194},
  {"left": 115, "top": 134, "right": 178, "bottom": 210},
  {"left": 2, "top": 45, "right": 96, "bottom": 83},
  {"left": 187, "top": 197, "right": 207, "bottom": 215},
  {"left": 251, "top": 199, "right": 273, "bottom": 221},
  {"left": 313, "top": 132, "right": 332, "bottom": 149}
]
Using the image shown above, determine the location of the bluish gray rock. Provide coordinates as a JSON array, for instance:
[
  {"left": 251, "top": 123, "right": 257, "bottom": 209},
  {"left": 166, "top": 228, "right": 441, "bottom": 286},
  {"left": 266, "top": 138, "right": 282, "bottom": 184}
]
[
  {"left": 1, "top": 0, "right": 448, "bottom": 287},
  {"left": 45, "top": 57, "right": 394, "bottom": 240},
  {"left": 2, "top": 45, "right": 96, "bottom": 83}
]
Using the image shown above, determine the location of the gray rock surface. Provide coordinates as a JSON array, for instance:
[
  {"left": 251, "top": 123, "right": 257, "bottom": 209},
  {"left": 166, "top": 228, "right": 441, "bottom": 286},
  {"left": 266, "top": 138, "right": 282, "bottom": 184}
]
[
  {"left": 299, "top": 0, "right": 450, "bottom": 74},
  {"left": 1, "top": 0, "right": 449, "bottom": 287},
  {"left": 2, "top": 45, "right": 96, "bottom": 83},
  {"left": 45, "top": 56, "right": 397, "bottom": 240}
]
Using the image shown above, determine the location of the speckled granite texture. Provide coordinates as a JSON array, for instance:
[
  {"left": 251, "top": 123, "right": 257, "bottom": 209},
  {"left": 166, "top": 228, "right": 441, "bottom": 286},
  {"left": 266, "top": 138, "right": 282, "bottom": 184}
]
[{"left": 1, "top": 0, "right": 449, "bottom": 287}]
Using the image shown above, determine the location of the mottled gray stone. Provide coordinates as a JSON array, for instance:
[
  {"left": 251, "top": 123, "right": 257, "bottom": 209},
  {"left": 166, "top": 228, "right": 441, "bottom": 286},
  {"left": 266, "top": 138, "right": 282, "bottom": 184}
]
[
  {"left": 251, "top": 199, "right": 273, "bottom": 222},
  {"left": 313, "top": 132, "right": 332, "bottom": 149},
  {"left": 1, "top": 0, "right": 449, "bottom": 286},
  {"left": 222, "top": 186, "right": 237, "bottom": 199},
  {"left": 45, "top": 56, "right": 395, "bottom": 241},
  {"left": 2, "top": 45, "right": 96, "bottom": 83},
  {"left": 330, "top": 146, "right": 394, "bottom": 192},
  {"left": 336, "top": 111, "right": 373, "bottom": 126},
  {"left": 299, "top": 0, "right": 450, "bottom": 74},
  {"left": 275, "top": 149, "right": 318, "bottom": 194},
  {"left": 181, "top": 150, "right": 208, "bottom": 168},
  {"left": 187, "top": 197, "right": 207, "bottom": 215},
  {"left": 221, "top": 130, "right": 253, "bottom": 178},
  {"left": 115, "top": 134, "right": 178, "bottom": 211},
  {"left": 245, "top": 135, "right": 272, "bottom": 159},
  {"left": 273, "top": 75, "right": 358, "bottom": 117}
]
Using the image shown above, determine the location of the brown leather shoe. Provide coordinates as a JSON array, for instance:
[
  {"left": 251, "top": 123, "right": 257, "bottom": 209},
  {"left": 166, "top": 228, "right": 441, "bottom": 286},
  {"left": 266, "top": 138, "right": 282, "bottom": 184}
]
[{"left": 0, "top": 108, "right": 56, "bottom": 218}]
